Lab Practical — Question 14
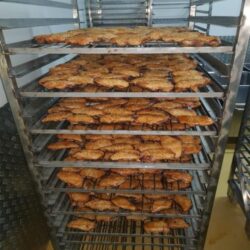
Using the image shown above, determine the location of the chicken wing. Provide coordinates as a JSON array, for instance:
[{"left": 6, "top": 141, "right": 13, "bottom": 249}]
[
  {"left": 118, "top": 178, "right": 141, "bottom": 189},
  {"left": 160, "top": 136, "right": 182, "bottom": 159},
  {"left": 95, "top": 77, "right": 129, "bottom": 89},
  {"left": 73, "top": 149, "right": 104, "bottom": 160},
  {"left": 142, "top": 180, "right": 163, "bottom": 190},
  {"left": 96, "top": 215, "right": 117, "bottom": 222},
  {"left": 42, "top": 112, "right": 70, "bottom": 123},
  {"left": 71, "top": 107, "right": 104, "bottom": 116},
  {"left": 151, "top": 199, "right": 172, "bottom": 213},
  {"left": 111, "top": 196, "right": 137, "bottom": 211},
  {"left": 167, "top": 108, "right": 196, "bottom": 117},
  {"left": 79, "top": 168, "right": 106, "bottom": 179},
  {"left": 144, "top": 220, "right": 170, "bottom": 234},
  {"left": 163, "top": 170, "right": 192, "bottom": 184},
  {"left": 98, "top": 174, "right": 126, "bottom": 188},
  {"left": 57, "top": 171, "right": 83, "bottom": 188},
  {"left": 174, "top": 195, "right": 192, "bottom": 212},
  {"left": 67, "top": 219, "right": 96, "bottom": 232},
  {"left": 126, "top": 215, "right": 148, "bottom": 221},
  {"left": 85, "top": 199, "right": 119, "bottom": 211},
  {"left": 182, "top": 144, "right": 202, "bottom": 154},
  {"left": 167, "top": 218, "right": 189, "bottom": 229}
]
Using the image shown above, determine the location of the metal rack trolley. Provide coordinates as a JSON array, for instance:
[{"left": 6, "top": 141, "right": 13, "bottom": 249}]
[
  {"left": 0, "top": 0, "right": 250, "bottom": 249},
  {"left": 228, "top": 83, "right": 250, "bottom": 238}
]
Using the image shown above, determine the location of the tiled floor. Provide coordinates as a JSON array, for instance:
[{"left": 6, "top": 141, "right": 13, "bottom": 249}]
[{"left": 45, "top": 150, "right": 250, "bottom": 250}]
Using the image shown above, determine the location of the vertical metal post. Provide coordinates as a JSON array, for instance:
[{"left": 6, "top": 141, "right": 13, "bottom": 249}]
[
  {"left": 85, "top": 0, "right": 93, "bottom": 27},
  {"left": 147, "top": 0, "right": 153, "bottom": 26},
  {"left": 188, "top": 0, "right": 196, "bottom": 29},
  {"left": 206, "top": 2, "right": 213, "bottom": 34},
  {"left": 198, "top": 0, "right": 250, "bottom": 248},
  {"left": 71, "top": 0, "right": 81, "bottom": 28},
  {"left": 0, "top": 31, "right": 60, "bottom": 250}
]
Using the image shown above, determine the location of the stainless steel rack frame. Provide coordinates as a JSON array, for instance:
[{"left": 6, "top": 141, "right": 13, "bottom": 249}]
[
  {"left": 0, "top": 0, "right": 250, "bottom": 250},
  {"left": 228, "top": 85, "right": 250, "bottom": 238}
]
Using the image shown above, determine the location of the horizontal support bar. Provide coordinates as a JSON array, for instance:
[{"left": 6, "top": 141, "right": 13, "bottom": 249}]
[
  {"left": 36, "top": 161, "right": 210, "bottom": 170},
  {"left": 192, "top": 0, "right": 223, "bottom": 6},
  {"left": 0, "top": 18, "right": 78, "bottom": 29},
  {"left": 194, "top": 25, "right": 208, "bottom": 32},
  {"left": 10, "top": 54, "right": 66, "bottom": 77},
  {"left": 189, "top": 16, "right": 240, "bottom": 27},
  {"left": 0, "top": 0, "right": 73, "bottom": 8}
]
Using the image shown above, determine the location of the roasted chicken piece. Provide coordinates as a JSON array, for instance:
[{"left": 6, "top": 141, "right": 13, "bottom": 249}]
[
  {"left": 85, "top": 139, "right": 113, "bottom": 150},
  {"left": 117, "top": 193, "right": 143, "bottom": 202},
  {"left": 174, "top": 78, "right": 211, "bottom": 92},
  {"left": 68, "top": 192, "right": 90, "bottom": 205},
  {"left": 67, "top": 219, "right": 96, "bottom": 232},
  {"left": 112, "top": 137, "right": 141, "bottom": 145},
  {"left": 126, "top": 215, "right": 148, "bottom": 221},
  {"left": 73, "top": 149, "right": 104, "bottom": 160},
  {"left": 100, "top": 114, "right": 134, "bottom": 124},
  {"left": 167, "top": 108, "right": 196, "bottom": 117},
  {"left": 167, "top": 218, "right": 189, "bottom": 229},
  {"left": 110, "top": 150, "right": 140, "bottom": 162},
  {"left": 71, "top": 107, "right": 104, "bottom": 116},
  {"left": 163, "top": 170, "right": 192, "bottom": 184},
  {"left": 134, "top": 114, "right": 169, "bottom": 125},
  {"left": 47, "top": 141, "right": 80, "bottom": 150},
  {"left": 118, "top": 178, "right": 141, "bottom": 189},
  {"left": 74, "top": 207, "right": 95, "bottom": 220},
  {"left": 178, "top": 135, "right": 201, "bottom": 144},
  {"left": 57, "top": 134, "right": 83, "bottom": 142},
  {"left": 101, "top": 144, "right": 134, "bottom": 152},
  {"left": 98, "top": 174, "right": 126, "bottom": 188},
  {"left": 111, "top": 196, "right": 137, "bottom": 211},
  {"left": 95, "top": 77, "right": 129, "bottom": 89},
  {"left": 67, "top": 114, "right": 96, "bottom": 124},
  {"left": 152, "top": 101, "right": 183, "bottom": 111},
  {"left": 178, "top": 115, "right": 214, "bottom": 126},
  {"left": 95, "top": 215, "right": 117, "bottom": 222},
  {"left": 182, "top": 144, "right": 202, "bottom": 154},
  {"left": 57, "top": 171, "right": 83, "bottom": 188},
  {"left": 138, "top": 169, "right": 162, "bottom": 175},
  {"left": 42, "top": 112, "right": 70, "bottom": 123},
  {"left": 160, "top": 136, "right": 182, "bottom": 159},
  {"left": 85, "top": 199, "right": 119, "bottom": 211},
  {"left": 142, "top": 180, "right": 163, "bottom": 190},
  {"left": 174, "top": 195, "right": 192, "bottom": 212},
  {"left": 79, "top": 168, "right": 106, "bottom": 179},
  {"left": 135, "top": 143, "right": 162, "bottom": 152},
  {"left": 144, "top": 220, "right": 170, "bottom": 234},
  {"left": 104, "top": 107, "right": 133, "bottom": 116},
  {"left": 151, "top": 199, "right": 172, "bottom": 213},
  {"left": 141, "top": 149, "right": 175, "bottom": 162},
  {"left": 111, "top": 168, "right": 139, "bottom": 176}
]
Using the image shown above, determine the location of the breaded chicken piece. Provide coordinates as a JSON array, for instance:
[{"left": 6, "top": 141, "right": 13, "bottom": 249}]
[
  {"left": 134, "top": 114, "right": 169, "bottom": 125},
  {"left": 67, "top": 114, "right": 96, "bottom": 124},
  {"left": 98, "top": 174, "right": 126, "bottom": 188},
  {"left": 163, "top": 170, "right": 192, "bottom": 184},
  {"left": 67, "top": 219, "right": 96, "bottom": 232},
  {"left": 95, "top": 77, "right": 129, "bottom": 89},
  {"left": 68, "top": 192, "right": 90, "bottom": 205},
  {"left": 167, "top": 108, "right": 196, "bottom": 117},
  {"left": 100, "top": 114, "right": 134, "bottom": 124},
  {"left": 141, "top": 149, "right": 175, "bottom": 162},
  {"left": 111, "top": 196, "right": 137, "bottom": 211},
  {"left": 57, "top": 171, "right": 83, "bottom": 187},
  {"left": 42, "top": 112, "right": 70, "bottom": 123},
  {"left": 111, "top": 168, "right": 139, "bottom": 176},
  {"left": 101, "top": 144, "right": 134, "bottom": 152},
  {"left": 71, "top": 107, "right": 104, "bottom": 116},
  {"left": 57, "top": 134, "right": 83, "bottom": 142}
]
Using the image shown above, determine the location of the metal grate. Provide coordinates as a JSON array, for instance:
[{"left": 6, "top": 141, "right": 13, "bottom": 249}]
[{"left": 0, "top": 105, "right": 49, "bottom": 250}]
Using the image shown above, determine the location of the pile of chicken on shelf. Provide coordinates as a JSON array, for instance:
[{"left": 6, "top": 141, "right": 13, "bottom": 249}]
[
  {"left": 44, "top": 98, "right": 204, "bottom": 233},
  {"left": 39, "top": 54, "right": 211, "bottom": 92},
  {"left": 34, "top": 26, "right": 221, "bottom": 47}
]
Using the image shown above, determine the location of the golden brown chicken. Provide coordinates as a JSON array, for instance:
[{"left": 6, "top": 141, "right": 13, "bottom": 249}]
[
  {"left": 178, "top": 115, "right": 214, "bottom": 126},
  {"left": 85, "top": 199, "right": 119, "bottom": 211},
  {"left": 144, "top": 220, "right": 170, "bottom": 234},
  {"left": 110, "top": 150, "right": 140, "bottom": 162},
  {"left": 67, "top": 219, "right": 96, "bottom": 231},
  {"left": 167, "top": 218, "right": 189, "bottom": 229},
  {"left": 68, "top": 192, "right": 90, "bottom": 206},
  {"left": 73, "top": 149, "right": 104, "bottom": 160},
  {"left": 151, "top": 199, "right": 172, "bottom": 213},
  {"left": 79, "top": 168, "right": 106, "bottom": 179},
  {"left": 57, "top": 134, "right": 83, "bottom": 142},
  {"left": 98, "top": 173, "right": 126, "bottom": 188},
  {"left": 47, "top": 141, "right": 80, "bottom": 150},
  {"left": 111, "top": 196, "right": 137, "bottom": 211},
  {"left": 174, "top": 195, "right": 192, "bottom": 212},
  {"left": 85, "top": 139, "right": 113, "bottom": 150},
  {"left": 57, "top": 171, "right": 83, "bottom": 188}
]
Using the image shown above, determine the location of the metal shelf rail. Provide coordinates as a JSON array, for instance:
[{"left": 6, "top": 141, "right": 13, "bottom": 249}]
[
  {"left": 0, "top": 0, "right": 250, "bottom": 250},
  {"left": 228, "top": 85, "right": 250, "bottom": 238}
]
